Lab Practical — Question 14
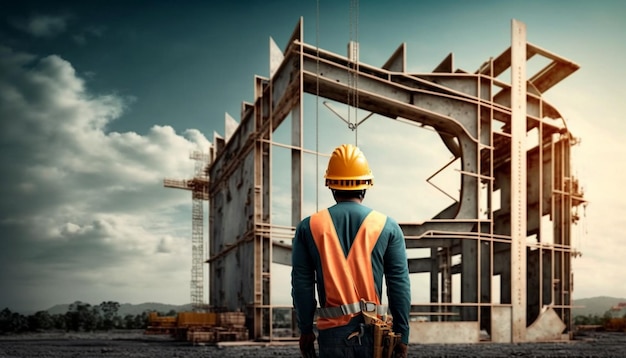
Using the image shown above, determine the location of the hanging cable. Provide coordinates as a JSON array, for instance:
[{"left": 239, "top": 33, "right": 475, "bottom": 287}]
[
  {"left": 347, "top": 0, "right": 353, "bottom": 131},
  {"left": 353, "top": 0, "right": 359, "bottom": 146},
  {"left": 348, "top": 0, "right": 360, "bottom": 145},
  {"left": 315, "top": 0, "right": 320, "bottom": 212}
]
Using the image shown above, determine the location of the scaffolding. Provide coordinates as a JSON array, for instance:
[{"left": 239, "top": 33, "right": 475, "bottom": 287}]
[
  {"left": 164, "top": 151, "right": 210, "bottom": 309},
  {"left": 181, "top": 18, "right": 585, "bottom": 343}
]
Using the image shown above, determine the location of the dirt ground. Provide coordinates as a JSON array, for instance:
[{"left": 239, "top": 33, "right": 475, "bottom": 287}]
[{"left": 1, "top": 330, "right": 625, "bottom": 357}]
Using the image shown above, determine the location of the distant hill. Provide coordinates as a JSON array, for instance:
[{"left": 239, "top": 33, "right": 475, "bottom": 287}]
[
  {"left": 573, "top": 296, "right": 626, "bottom": 317},
  {"left": 45, "top": 302, "right": 193, "bottom": 316}
]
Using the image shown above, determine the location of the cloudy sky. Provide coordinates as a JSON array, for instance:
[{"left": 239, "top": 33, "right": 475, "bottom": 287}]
[{"left": 1, "top": 0, "right": 624, "bottom": 313}]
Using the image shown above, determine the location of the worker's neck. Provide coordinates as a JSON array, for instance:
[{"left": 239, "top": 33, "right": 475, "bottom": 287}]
[{"left": 335, "top": 198, "right": 363, "bottom": 204}]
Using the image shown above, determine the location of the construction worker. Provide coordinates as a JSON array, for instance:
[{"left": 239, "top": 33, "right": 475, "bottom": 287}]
[{"left": 291, "top": 144, "right": 410, "bottom": 358}]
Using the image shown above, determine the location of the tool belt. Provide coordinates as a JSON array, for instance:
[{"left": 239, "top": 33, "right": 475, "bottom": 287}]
[
  {"left": 323, "top": 299, "right": 401, "bottom": 358},
  {"left": 316, "top": 300, "right": 388, "bottom": 318},
  {"left": 362, "top": 308, "right": 402, "bottom": 358}
]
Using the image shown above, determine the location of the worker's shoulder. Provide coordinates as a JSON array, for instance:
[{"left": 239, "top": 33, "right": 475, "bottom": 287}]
[
  {"left": 372, "top": 210, "right": 401, "bottom": 228},
  {"left": 297, "top": 215, "right": 312, "bottom": 227}
]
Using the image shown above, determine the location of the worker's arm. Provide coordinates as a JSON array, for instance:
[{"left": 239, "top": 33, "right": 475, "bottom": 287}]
[
  {"left": 291, "top": 219, "right": 318, "bottom": 335},
  {"left": 383, "top": 218, "right": 411, "bottom": 344}
]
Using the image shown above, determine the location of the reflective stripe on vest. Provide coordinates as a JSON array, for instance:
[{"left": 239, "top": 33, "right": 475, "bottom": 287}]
[{"left": 309, "top": 208, "right": 387, "bottom": 330}]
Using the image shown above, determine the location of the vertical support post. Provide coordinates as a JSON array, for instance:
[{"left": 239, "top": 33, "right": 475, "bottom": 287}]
[
  {"left": 430, "top": 248, "right": 439, "bottom": 319},
  {"left": 461, "top": 240, "right": 478, "bottom": 321},
  {"left": 441, "top": 248, "right": 452, "bottom": 312},
  {"left": 253, "top": 76, "right": 271, "bottom": 340},
  {"left": 510, "top": 18, "right": 527, "bottom": 343},
  {"left": 262, "top": 96, "right": 272, "bottom": 339},
  {"left": 291, "top": 96, "right": 303, "bottom": 226},
  {"left": 208, "top": 184, "right": 215, "bottom": 309},
  {"left": 480, "top": 241, "right": 491, "bottom": 330},
  {"left": 287, "top": 62, "right": 303, "bottom": 341}
]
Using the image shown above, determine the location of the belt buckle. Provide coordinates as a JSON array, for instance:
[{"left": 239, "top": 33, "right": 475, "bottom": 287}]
[{"left": 360, "top": 299, "right": 377, "bottom": 313}]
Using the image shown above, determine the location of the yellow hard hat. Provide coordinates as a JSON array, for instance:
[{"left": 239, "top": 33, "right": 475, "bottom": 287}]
[{"left": 324, "top": 144, "right": 374, "bottom": 190}]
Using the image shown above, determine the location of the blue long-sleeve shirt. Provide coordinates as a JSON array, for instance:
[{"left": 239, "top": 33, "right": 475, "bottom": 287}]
[{"left": 291, "top": 201, "right": 411, "bottom": 344}]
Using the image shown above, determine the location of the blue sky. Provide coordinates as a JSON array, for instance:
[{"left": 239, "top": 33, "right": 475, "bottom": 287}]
[{"left": 0, "top": 0, "right": 625, "bottom": 313}]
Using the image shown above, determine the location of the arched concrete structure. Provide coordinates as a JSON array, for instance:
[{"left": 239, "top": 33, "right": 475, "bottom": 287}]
[{"left": 204, "top": 18, "right": 585, "bottom": 343}]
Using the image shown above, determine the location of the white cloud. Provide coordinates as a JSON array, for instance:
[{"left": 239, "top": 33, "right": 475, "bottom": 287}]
[
  {"left": 0, "top": 46, "right": 208, "bottom": 312},
  {"left": 15, "top": 14, "right": 70, "bottom": 38}
]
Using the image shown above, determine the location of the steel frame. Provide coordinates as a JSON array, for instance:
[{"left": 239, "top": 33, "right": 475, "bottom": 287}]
[{"left": 204, "top": 18, "right": 585, "bottom": 343}]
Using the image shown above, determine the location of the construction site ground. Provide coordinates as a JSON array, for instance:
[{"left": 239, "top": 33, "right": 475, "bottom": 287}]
[{"left": 1, "top": 330, "right": 625, "bottom": 357}]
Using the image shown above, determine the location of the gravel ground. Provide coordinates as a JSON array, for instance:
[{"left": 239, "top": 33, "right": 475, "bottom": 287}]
[{"left": 0, "top": 330, "right": 625, "bottom": 357}]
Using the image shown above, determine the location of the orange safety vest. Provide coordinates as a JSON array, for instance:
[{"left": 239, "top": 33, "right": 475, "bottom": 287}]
[{"left": 309, "top": 208, "right": 388, "bottom": 330}]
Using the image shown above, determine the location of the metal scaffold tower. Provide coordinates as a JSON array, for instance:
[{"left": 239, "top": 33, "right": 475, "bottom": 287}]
[{"left": 164, "top": 151, "right": 210, "bottom": 309}]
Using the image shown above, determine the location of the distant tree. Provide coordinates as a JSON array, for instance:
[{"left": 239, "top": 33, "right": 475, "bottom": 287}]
[
  {"left": 0, "top": 309, "right": 28, "bottom": 333},
  {"left": 574, "top": 315, "right": 588, "bottom": 325},
  {"left": 66, "top": 301, "right": 98, "bottom": 332},
  {"left": 591, "top": 314, "right": 604, "bottom": 325},
  {"left": 65, "top": 310, "right": 79, "bottom": 331},
  {"left": 66, "top": 301, "right": 83, "bottom": 331},
  {"left": 98, "top": 301, "right": 120, "bottom": 330},
  {"left": 28, "top": 311, "right": 53, "bottom": 331},
  {"left": 112, "top": 315, "right": 124, "bottom": 329},
  {"left": 84, "top": 305, "right": 99, "bottom": 331},
  {"left": 133, "top": 311, "right": 149, "bottom": 330},
  {"left": 51, "top": 313, "right": 67, "bottom": 330},
  {"left": 575, "top": 314, "right": 607, "bottom": 326},
  {"left": 0, "top": 308, "right": 11, "bottom": 332},
  {"left": 12, "top": 312, "right": 28, "bottom": 332},
  {"left": 123, "top": 314, "right": 136, "bottom": 329}
]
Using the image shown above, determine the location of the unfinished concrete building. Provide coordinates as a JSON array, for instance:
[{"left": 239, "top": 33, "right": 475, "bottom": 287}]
[{"left": 201, "top": 19, "right": 585, "bottom": 343}]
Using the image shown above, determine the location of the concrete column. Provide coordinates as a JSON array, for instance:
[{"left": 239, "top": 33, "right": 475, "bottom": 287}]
[
  {"left": 461, "top": 240, "right": 478, "bottom": 321},
  {"left": 510, "top": 18, "right": 528, "bottom": 343},
  {"left": 480, "top": 241, "right": 491, "bottom": 331},
  {"left": 430, "top": 248, "right": 439, "bottom": 320}
]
